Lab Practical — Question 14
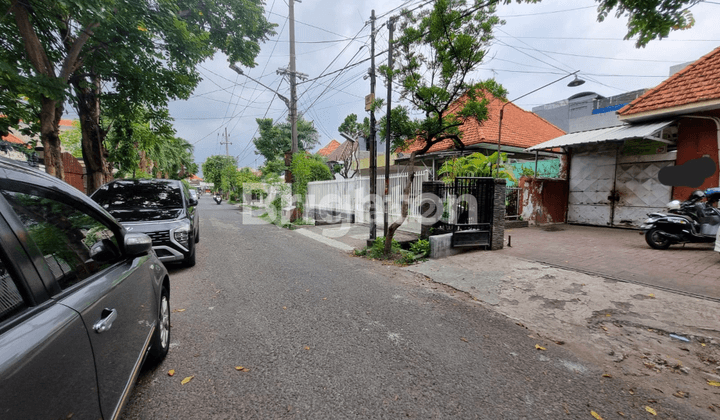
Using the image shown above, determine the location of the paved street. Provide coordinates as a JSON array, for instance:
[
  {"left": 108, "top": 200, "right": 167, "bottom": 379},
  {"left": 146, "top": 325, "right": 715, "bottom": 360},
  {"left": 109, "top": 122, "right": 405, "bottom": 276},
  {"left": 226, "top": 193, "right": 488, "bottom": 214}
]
[
  {"left": 499, "top": 224, "right": 720, "bottom": 300},
  {"left": 121, "top": 198, "right": 713, "bottom": 419}
]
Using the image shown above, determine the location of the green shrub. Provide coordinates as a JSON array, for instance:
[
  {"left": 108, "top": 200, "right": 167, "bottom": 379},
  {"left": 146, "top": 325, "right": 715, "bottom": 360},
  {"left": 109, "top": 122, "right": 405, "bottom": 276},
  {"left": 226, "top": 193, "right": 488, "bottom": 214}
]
[
  {"left": 399, "top": 250, "right": 416, "bottom": 265},
  {"left": 365, "top": 236, "right": 400, "bottom": 259},
  {"left": 291, "top": 152, "right": 333, "bottom": 214},
  {"left": 520, "top": 166, "right": 535, "bottom": 177},
  {"left": 409, "top": 239, "right": 430, "bottom": 257}
]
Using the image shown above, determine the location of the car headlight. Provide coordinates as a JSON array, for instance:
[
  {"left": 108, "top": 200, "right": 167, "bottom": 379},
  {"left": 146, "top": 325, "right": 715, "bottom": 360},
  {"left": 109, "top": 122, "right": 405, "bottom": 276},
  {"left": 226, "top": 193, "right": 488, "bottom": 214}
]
[{"left": 172, "top": 224, "right": 191, "bottom": 247}]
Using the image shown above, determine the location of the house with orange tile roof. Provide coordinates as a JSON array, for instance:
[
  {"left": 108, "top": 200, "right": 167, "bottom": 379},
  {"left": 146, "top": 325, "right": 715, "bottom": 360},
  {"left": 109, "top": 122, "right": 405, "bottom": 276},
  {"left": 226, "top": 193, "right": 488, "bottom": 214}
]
[
  {"left": 617, "top": 45, "right": 720, "bottom": 202},
  {"left": 394, "top": 92, "right": 566, "bottom": 180},
  {"left": 527, "top": 46, "right": 720, "bottom": 227},
  {"left": 317, "top": 139, "right": 341, "bottom": 157}
]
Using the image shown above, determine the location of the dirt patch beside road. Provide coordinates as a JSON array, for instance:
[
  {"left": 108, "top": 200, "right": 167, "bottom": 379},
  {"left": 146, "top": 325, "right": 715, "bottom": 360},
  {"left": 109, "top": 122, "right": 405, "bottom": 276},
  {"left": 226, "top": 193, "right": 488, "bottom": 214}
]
[{"left": 406, "top": 252, "right": 720, "bottom": 416}]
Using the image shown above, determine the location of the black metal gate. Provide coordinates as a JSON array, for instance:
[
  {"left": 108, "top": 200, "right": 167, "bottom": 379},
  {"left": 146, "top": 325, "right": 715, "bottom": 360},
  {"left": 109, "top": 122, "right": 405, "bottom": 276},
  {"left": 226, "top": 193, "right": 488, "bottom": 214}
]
[{"left": 426, "top": 177, "right": 495, "bottom": 248}]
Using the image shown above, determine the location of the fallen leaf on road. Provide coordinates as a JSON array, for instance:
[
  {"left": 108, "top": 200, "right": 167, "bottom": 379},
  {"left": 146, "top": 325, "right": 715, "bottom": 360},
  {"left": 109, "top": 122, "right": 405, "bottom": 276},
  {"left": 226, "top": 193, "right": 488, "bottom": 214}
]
[
  {"left": 283, "top": 306, "right": 287, "bottom": 310},
  {"left": 304, "top": 346, "right": 310, "bottom": 350},
  {"left": 708, "top": 380, "right": 720, "bottom": 387},
  {"left": 173, "top": 309, "right": 186, "bottom": 313},
  {"left": 602, "top": 374, "right": 612, "bottom": 378},
  {"left": 535, "top": 344, "right": 546, "bottom": 351},
  {"left": 673, "top": 391, "right": 688, "bottom": 398},
  {"left": 701, "top": 343, "right": 706, "bottom": 347},
  {"left": 617, "top": 411, "right": 625, "bottom": 417},
  {"left": 323, "top": 297, "right": 327, "bottom": 300},
  {"left": 235, "top": 366, "right": 250, "bottom": 372},
  {"left": 554, "top": 340, "right": 565, "bottom": 345},
  {"left": 605, "top": 314, "right": 611, "bottom": 317},
  {"left": 645, "top": 406, "right": 657, "bottom": 416},
  {"left": 601, "top": 326, "right": 608, "bottom": 331},
  {"left": 460, "top": 337, "right": 468, "bottom": 342},
  {"left": 590, "top": 410, "right": 603, "bottom": 419},
  {"left": 181, "top": 376, "right": 194, "bottom": 385},
  {"left": 168, "top": 369, "right": 175, "bottom": 377},
  {"left": 648, "top": 293, "right": 655, "bottom": 298}
]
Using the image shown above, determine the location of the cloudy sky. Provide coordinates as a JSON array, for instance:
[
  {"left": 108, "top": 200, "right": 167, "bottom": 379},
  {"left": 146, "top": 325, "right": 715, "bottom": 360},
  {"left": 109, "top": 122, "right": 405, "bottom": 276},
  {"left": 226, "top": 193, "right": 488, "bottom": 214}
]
[{"left": 169, "top": 0, "right": 720, "bottom": 173}]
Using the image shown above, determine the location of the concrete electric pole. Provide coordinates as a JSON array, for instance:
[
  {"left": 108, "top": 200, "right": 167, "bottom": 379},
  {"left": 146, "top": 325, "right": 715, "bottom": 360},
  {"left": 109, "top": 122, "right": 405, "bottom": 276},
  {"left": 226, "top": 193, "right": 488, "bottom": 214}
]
[
  {"left": 368, "top": 10, "right": 377, "bottom": 241},
  {"left": 220, "top": 128, "right": 232, "bottom": 156}
]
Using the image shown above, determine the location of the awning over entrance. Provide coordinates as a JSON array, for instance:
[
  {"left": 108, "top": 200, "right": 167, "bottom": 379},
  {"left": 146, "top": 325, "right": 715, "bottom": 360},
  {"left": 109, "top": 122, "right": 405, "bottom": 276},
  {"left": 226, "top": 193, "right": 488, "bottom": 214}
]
[{"left": 526, "top": 120, "right": 674, "bottom": 151}]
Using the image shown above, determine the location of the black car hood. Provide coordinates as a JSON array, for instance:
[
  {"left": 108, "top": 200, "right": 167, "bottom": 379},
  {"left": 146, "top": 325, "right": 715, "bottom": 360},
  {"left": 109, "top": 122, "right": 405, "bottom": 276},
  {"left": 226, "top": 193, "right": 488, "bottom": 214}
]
[{"left": 106, "top": 208, "right": 184, "bottom": 222}]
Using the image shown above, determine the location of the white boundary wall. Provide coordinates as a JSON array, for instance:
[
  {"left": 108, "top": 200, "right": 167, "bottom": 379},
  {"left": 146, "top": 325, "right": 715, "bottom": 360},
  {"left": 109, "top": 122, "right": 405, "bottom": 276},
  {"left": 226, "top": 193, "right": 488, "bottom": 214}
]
[{"left": 306, "top": 170, "right": 430, "bottom": 233}]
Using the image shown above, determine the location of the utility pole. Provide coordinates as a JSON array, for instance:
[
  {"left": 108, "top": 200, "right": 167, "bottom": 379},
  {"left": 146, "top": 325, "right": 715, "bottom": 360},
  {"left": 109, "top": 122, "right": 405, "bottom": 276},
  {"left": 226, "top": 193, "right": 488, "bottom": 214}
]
[
  {"left": 384, "top": 17, "right": 396, "bottom": 238},
  {"left": 220, "top": 127, "right": 232, "bottom": 156},
  {"left": 368, "top": 10, "right": 377, "bottom": 241},
  {"left": 288, "top": 0, "right": 298, "bottom": 154}
]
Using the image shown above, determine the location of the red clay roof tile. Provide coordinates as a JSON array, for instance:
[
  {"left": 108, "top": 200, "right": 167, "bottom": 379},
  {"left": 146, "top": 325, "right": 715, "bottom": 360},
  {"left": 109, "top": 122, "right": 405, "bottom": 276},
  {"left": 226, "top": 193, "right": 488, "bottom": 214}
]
[
  {"left": 317, "top": 139, "right": 341, "bottom": 156},
  {"left": 402, "top": 92, "right": 565, "bottom": 154},
  {"left": 2, "top": 133, "right": 25, "bottom": 145},
  {"left": 618, "top": 46, "right": 720, "bottom": 116}
]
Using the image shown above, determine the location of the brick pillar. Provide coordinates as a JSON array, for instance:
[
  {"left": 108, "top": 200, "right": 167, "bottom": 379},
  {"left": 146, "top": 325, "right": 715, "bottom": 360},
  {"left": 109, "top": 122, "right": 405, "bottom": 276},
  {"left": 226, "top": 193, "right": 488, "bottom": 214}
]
[
  {"left": 492, "top": 178, "right": 506, "bottom": 250},
  {"left": 420, "top": 181, "right": 443, "bottom": 239}
]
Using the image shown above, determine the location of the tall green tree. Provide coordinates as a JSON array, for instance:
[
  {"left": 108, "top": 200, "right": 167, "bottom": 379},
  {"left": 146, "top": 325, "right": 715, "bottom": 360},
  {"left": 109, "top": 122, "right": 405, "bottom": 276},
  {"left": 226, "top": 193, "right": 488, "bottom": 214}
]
[
  {"left": 202, "top": 155, "right": 237, "bottom": 191},
  {"left": 335, "top": 113, "right": 370, "bottom": 179},
  {"left": 2, "top": 0, "right": 274, "bottom": 184},
  {"left": 337, "top": 113, "right": 370, "bottom": 140},
  {"left": 253, "top": 115, "right": 320, "bottom": 164},
  {"left": 377, "top": 0, "right": 509, "bottom": 255}
]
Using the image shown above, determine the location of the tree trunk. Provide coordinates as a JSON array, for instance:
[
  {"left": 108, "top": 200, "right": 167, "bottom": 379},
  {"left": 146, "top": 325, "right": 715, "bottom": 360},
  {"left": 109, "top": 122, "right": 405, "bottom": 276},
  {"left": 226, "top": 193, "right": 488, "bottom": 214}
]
[
  {"left": 384, "top": 152, "right": 417, "bottom": 255},
  {"left": 12, "top": 2, "right": 64, "bottom": 178},
  {"left": 73, "top": 75, "right": 109, "bottom": 194}
]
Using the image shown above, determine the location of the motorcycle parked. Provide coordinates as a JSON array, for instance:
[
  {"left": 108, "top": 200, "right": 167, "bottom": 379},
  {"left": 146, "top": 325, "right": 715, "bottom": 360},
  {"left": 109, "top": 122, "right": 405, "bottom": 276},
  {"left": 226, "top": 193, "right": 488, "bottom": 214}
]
[
  {"left": 214, "top": 194, "right": 223, "bottom": 205},
  {"left": 640, "top": 189, "right": 720, "bottom": 249}
]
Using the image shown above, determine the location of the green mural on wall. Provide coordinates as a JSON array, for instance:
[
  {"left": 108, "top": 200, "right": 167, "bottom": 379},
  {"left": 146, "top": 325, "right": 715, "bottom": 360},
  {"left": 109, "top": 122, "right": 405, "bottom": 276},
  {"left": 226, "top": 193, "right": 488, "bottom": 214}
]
[{"left": 507, "top": 159, "right": 561, "bottom": 187}]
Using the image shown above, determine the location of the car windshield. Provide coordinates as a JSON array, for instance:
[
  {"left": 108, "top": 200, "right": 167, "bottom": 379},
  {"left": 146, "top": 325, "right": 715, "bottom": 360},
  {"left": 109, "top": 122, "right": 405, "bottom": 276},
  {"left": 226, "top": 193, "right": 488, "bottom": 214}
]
[{"left": 93, "top": 181, "right": 183, "bottom": 210}]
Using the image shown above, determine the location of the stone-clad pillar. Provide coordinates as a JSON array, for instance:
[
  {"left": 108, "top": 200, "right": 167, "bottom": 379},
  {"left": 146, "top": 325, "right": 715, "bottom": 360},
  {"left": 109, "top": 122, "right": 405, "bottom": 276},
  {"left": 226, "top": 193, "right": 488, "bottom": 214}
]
[{"left": 492, "top": 178, "right": 506, "bottom": 250}]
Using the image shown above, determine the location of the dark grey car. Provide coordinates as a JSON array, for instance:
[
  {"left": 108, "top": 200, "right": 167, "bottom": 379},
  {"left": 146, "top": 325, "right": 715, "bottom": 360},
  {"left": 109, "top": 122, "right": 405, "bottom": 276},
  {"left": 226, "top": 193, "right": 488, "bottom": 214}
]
[
  {"left": 91, "top": 179, "right": 200, "bottom": 267},
  {"left": 0, "top": 158, "right": 171, "bottom": 419}
]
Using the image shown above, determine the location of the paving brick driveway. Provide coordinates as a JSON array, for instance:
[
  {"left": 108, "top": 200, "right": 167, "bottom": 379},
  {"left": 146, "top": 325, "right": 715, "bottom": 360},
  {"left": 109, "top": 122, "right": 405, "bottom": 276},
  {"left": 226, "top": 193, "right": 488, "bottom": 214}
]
[{"left": 497, "top": 224, "right": 720, "bottom": 300}]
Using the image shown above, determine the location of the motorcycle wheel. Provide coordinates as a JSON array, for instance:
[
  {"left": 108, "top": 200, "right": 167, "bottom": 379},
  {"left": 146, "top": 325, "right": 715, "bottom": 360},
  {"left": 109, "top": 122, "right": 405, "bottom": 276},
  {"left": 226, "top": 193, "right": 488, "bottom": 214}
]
[{"left": 645, "top": 228, "right": 672, "bottom": 250}]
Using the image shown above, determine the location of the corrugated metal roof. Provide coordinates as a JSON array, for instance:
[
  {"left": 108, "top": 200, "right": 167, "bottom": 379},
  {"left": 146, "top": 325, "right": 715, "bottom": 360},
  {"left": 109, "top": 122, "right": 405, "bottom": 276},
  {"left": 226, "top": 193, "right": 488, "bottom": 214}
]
[{"left": 526, "top": 120, "right": 674, "bottom": 151}]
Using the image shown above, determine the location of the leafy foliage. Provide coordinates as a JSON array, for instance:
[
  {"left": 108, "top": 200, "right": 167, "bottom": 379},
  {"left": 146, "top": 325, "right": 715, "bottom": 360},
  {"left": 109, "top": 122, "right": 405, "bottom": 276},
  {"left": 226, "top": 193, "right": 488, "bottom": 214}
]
[
  {"left": 596, "top": 0, "right": 699, "bottom": 47},
  {"left": 337, "top": 113, "right": 370, "bottom": 140},
  {"left": 202, "top": 155, "right": 238, "bottom": 190},
  {"left": 290, "top": 152, "right": 333, "bottom": 213},
  {"left": 59, "top": 121, "right": 83, "bottom": 158},
  {"left": 409, "top": 239, "right": 430, "bottom": 257},
  {"left": 253, "top": 116, "right": 319, "bottom": 164},
  {"left": 438, "top": 152, "right": 516, "bottom": 182}
]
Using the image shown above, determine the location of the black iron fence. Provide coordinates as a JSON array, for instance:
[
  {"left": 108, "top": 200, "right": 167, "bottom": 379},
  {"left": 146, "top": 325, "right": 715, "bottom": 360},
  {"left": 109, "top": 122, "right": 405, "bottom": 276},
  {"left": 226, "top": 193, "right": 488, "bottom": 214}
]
[{"left": 423, "top": 177, "right": 495, "bottom": 247}]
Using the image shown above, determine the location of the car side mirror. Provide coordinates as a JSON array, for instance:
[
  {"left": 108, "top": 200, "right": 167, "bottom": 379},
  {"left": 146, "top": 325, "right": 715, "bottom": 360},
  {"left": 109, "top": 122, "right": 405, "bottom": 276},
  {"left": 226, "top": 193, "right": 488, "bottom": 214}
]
[
  {"left": 189, "top": 198, "right": 198, "bottom": 206},
  {"left": 89, "top": 239, "right": 121, "bottom": 263},
  {"left": 124, "top": 233, "right": 153, "bottom": 256}
]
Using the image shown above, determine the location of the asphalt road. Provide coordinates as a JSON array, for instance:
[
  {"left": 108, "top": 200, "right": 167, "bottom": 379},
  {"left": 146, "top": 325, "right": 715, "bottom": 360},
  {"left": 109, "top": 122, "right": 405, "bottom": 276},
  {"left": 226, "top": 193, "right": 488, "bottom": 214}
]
[{"left": 121, "top": 196, "right": 713, "bottom": 419}]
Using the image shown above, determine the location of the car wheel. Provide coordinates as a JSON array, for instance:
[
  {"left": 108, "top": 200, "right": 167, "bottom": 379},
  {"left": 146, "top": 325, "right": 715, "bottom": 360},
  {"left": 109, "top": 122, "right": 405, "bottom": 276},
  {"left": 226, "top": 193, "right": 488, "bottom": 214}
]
[
  {"left": 147, "top": 285, "right": 170, "bottom": 365},
  {"left": 184, "top": 243, "right": 196, "bottom": 267},
  {"left": 645, "top": 228, "right": 672, "bottom": 250}
]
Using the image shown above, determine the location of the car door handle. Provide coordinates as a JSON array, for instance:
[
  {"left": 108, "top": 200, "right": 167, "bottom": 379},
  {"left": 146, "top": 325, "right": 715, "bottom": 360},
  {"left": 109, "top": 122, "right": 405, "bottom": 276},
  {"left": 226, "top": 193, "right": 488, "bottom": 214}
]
[{"left": 93, "top": 308, "right": 118, "bottom": 333}]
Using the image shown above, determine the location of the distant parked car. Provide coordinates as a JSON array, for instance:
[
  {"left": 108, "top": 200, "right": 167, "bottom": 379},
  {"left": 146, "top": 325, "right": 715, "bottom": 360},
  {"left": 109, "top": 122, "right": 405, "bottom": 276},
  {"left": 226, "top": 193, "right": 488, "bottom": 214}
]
[
  {"left": 0, "top": 157, "right": 171, "bottom": 419},
  {"left": 91, "top": 179, "right": 200, "bottom": 266}
]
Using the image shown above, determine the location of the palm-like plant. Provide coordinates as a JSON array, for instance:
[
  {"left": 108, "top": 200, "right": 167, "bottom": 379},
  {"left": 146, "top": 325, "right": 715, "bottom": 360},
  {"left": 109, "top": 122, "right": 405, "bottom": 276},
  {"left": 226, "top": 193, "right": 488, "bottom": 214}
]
[{"left": 438, "top": 152, "right": 516, "bottom": 183}]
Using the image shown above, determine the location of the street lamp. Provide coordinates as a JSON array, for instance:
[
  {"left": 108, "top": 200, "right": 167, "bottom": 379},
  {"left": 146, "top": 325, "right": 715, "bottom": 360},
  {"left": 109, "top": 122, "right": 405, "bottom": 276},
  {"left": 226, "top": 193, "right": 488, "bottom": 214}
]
[{"left": 495, "top": 70, "right": 585, "bottom": 177}]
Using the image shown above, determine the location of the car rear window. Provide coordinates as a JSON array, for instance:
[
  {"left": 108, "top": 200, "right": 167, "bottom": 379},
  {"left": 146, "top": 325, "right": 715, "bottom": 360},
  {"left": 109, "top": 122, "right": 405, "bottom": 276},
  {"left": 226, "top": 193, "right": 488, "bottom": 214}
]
[{"left": 93, "top": 182, "right": 183, "bottom": 209}]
